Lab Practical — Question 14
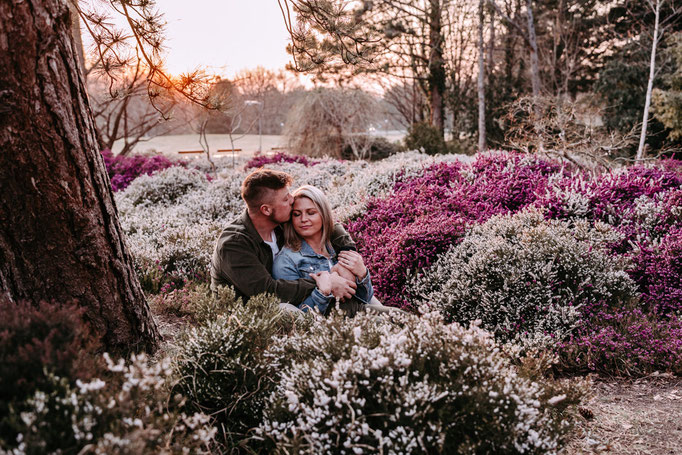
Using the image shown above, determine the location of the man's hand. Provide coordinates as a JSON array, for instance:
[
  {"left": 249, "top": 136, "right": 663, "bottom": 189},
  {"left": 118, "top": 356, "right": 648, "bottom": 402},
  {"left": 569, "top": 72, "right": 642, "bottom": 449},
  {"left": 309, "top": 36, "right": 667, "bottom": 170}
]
[
  {"left": 329, "top": 271, "right": 356, "bottom": 300},
  {"left": 337, "top": 250, "right": 368, "bottom": 279}
]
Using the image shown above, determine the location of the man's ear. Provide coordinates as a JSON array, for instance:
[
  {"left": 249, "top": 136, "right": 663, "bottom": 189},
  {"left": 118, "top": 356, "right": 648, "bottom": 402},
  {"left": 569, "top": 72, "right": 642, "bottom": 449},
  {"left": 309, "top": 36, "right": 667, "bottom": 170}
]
[{"left": 260, "top": 204, "right": 272, "bottom": 216}]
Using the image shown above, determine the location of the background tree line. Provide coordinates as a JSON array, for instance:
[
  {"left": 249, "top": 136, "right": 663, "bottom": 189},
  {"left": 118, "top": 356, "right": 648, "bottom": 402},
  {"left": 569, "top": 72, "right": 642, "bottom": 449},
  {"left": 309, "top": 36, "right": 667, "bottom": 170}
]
[{"left": 279, "top": 0, "right": 682, "bottom": 160}]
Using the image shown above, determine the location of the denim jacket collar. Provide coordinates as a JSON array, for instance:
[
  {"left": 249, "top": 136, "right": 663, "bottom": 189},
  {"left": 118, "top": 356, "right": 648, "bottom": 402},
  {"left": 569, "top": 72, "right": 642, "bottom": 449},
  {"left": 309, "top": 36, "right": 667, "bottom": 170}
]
[{"left": 299, "top": 239, "right": 335, "bottom": 259}]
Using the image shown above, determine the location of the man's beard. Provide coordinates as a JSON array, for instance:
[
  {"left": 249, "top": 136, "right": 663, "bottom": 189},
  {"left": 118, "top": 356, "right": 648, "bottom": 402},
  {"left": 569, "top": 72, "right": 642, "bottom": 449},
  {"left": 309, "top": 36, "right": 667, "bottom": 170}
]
[{"left": 269, "top": 210, "right": 291, "bottom": 225}]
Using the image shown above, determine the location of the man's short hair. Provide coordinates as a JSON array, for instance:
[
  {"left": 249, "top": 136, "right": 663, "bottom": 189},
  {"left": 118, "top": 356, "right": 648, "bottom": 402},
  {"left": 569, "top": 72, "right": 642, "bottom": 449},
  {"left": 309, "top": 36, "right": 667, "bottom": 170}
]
[{"left": 241, "top": 169, "right": 293, "bottom": 209}]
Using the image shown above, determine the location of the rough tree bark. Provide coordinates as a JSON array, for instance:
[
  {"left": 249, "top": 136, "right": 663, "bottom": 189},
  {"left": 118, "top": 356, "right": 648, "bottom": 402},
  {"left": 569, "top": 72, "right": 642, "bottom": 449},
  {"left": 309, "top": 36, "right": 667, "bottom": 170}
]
[{"left": 0, "top": 0, "right": 160, "bottom": 352}]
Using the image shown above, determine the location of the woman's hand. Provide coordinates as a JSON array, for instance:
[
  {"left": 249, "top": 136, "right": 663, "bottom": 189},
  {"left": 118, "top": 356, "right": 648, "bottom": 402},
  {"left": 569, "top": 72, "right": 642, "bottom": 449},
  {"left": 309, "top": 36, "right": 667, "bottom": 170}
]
[
  {"left": 311, "top": 271, "right": 357, "bottom": 300},
  {"left": 337, "top": 250, "right": 368, "bottom": 280},
  {"left": 310, "top": 271, "right": 332, "bottom": 295}
]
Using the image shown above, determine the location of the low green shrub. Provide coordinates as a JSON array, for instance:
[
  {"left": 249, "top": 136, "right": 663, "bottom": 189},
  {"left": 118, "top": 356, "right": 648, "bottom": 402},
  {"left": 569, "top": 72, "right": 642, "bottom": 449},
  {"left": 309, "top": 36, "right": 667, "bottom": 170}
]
[
  {"left": 404, "top": 121, "right": 448, "bottom": 155},
  {"left": 408, "top": 210, "right": 638, "bottom": 348},
  {"left": 258, "top": 310, "right": 583, "bottom": 454},
  {"left": 172, "top": 289, "right": 309, "bottom": 448}
]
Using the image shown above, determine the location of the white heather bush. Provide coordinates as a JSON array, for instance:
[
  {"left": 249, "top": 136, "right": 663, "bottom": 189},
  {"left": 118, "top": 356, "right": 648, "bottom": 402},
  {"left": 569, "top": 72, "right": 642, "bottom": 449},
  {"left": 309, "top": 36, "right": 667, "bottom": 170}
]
[
  {"left": 408, "top": 209, "right": 638, "bottom": 348},
  {"left": 624, "top": 191, "right": 682, "bottom": 246},
  {"left": 541, "top": 174, "right": 594, "bottom": 219},
  {"left": 258, "top": 309, "right": 581, "bottom": 454},
  {"left": 2, "top": 354, "right": 216, "bottom": 455},
  {"left": 117, "top": 170, "right": 245, "bottom": 284},
  {"left": 120, "top": 166, "right": 210, "bottom": 207}
]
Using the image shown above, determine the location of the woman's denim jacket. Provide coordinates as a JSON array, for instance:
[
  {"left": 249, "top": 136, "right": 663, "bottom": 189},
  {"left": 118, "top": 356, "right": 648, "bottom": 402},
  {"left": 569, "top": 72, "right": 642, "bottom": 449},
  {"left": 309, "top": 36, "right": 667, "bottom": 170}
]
[{"left": 272, "top": 240, "right": 373, "bottom": 314}]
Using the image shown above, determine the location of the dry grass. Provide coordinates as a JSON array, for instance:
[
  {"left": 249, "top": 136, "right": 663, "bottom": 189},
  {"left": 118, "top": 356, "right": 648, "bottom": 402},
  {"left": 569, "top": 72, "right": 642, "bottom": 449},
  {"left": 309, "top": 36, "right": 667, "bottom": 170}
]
[{"left": 566, "top": 375, "right": 682, "bottom": 454}]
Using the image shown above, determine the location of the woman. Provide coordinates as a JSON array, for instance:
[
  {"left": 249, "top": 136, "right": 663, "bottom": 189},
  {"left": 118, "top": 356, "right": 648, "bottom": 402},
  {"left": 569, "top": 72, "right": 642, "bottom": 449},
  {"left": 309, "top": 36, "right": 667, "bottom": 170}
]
[{"left": 272, "top": 185, "right": 373, "bottom": 315}]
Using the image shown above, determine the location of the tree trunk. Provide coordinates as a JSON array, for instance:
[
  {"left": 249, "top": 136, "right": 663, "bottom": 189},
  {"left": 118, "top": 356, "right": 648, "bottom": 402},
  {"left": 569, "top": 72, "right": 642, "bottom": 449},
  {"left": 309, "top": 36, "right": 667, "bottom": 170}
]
[
  {"left": 638, "top": 0, "right": 662, "bottom": 160},
  {"left": 67, "top": 0, "right": 85, "bottom": 74},
  {"left": 526, "top": 0, "right": 542, "bottom": 105},
  {"left": 428, "top": 0, "right": 446, "bottom": 137},
  {"left": 0, "top": 0, "right": 160, "bottom": 352},
  {"left": 478, "top": 0, "right": 487, "bottom": 152}
]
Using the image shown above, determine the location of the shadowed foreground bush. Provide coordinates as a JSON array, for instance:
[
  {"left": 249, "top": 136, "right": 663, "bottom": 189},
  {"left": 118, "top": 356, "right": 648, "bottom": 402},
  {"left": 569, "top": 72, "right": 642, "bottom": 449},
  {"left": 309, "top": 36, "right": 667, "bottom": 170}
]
[
  {"left": 0, "top": 297, "right": 100, "bottom": 448},
  {"left": 173, "top": 288, "right": 582, "bottom": 454},
  {"left": 172, "top": 288, "right": 309, "bottom": 449},
  {"left": 0, "top": 296, "right": 216, "bottom": 453}
]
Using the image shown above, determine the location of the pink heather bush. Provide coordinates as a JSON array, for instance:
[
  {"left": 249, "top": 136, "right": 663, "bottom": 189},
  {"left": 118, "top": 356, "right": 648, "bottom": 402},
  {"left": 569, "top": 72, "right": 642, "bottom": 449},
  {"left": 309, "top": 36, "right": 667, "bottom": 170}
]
[
  {"left": 630, "top": 227, "right": 682, "bottom": 316},
  {"left": 101, "top": 149, "right": 183, "bottom": 191},
  {"left": 558, "top": 304, "right": 682, "bottom": 376},
  {"left": 348, "top": 153, "right": 566, "bottom": 307},
  {"left": 244, "top": 152, "right": 320, "bottom": 170},
  {"left": 360, "top": 214, "right": 467, "bottom": 308}
]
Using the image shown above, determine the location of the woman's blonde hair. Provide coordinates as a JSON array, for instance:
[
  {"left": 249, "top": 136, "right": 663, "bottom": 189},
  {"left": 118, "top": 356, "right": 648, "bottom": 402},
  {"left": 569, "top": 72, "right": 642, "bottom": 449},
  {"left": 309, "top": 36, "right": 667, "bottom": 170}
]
[{"left": 283, "top": 185, "right": 335, "bottom": 251}]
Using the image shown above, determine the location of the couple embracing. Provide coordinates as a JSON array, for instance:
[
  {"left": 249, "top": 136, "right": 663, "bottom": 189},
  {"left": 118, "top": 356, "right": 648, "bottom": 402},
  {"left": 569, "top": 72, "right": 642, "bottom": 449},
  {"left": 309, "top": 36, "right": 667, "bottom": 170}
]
[{"left": 210, "top": 169, "right": 393, "bottom": 316}]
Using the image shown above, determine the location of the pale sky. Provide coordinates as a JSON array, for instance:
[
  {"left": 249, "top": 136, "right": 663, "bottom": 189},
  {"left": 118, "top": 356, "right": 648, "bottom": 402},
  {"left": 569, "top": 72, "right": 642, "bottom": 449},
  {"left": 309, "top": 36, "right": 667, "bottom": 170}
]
[
  {"left": 158, "top": 0, "right": 293, "bottom": 77},
  {"left": 85, "top": 0, "right": 294, "bottom": 78}
]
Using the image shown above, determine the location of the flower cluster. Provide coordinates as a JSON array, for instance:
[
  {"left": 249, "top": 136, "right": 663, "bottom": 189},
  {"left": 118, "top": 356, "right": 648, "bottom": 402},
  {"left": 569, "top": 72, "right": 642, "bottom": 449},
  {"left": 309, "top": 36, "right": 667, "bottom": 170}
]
[
  {"left": 245, "top": 152, "right": 320, "bottom": 169},
  {"left": 258, "top": 309, "right": 581, "bottom": 454},
  {"left": 101, "top": 149, "right": 183, "bottom": 192}
]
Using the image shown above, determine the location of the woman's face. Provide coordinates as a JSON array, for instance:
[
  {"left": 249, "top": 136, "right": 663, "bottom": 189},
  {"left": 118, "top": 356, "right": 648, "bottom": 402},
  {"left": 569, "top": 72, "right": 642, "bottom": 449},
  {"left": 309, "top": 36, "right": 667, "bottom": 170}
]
[{"left": 292, "top": 197, "right": 323, "bottom": 239}]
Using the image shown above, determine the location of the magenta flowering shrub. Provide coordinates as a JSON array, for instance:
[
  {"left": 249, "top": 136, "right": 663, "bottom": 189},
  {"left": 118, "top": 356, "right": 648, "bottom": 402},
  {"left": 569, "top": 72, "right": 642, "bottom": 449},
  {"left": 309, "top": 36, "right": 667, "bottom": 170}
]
[
  {"left": 558, "top": 304, "right": 682, "bottom": 376},
  {"left": 348, "top": 153, "right": 566, "bottom": 307},
  {"left": 360, "top": 214, "right": 467, "bottom": 308},
  {"left": 244, "top": 152, "right": 320, "bottom": 170},
  {"left": 630, "top": 227, "right": 682, "bottom": 316},
  {"left": 101, "top": 149, "right": 183, "bottom": 191},
  {"left": 539, "top": 163, "right": 682, "bottom": 316}
]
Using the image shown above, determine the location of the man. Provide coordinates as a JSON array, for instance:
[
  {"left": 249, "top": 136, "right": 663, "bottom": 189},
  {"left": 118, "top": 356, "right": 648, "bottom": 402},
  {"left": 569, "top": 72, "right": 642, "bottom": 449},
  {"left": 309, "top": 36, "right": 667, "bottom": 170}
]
[{"left": 210, "top": 169, "right": 357, "bottom": 310}]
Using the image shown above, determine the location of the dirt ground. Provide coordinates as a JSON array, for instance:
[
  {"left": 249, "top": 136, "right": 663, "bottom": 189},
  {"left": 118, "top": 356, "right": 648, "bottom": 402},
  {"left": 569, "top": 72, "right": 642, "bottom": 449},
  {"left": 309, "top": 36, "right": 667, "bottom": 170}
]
[{"left": 566, "top": 375, "right": 682, "bottom": 454}]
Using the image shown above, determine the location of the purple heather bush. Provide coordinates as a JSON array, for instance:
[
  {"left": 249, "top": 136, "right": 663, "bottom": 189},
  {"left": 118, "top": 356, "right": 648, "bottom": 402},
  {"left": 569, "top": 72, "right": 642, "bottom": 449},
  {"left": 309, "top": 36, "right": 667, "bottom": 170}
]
[
  {"left": 101, "top": 149, "right": 183, "bottom": 191},
  {"left": 630, "top": 227, "right": 682, "bottom": 316},
  {"left": 244, "top": 152, "right": 320, "bottom": 170},
  {"left": 348, "top": 152, "right": 568, "bottom": 307},
  {"left": 558, "top": 303, "right": 682, "bottom": 376}
]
